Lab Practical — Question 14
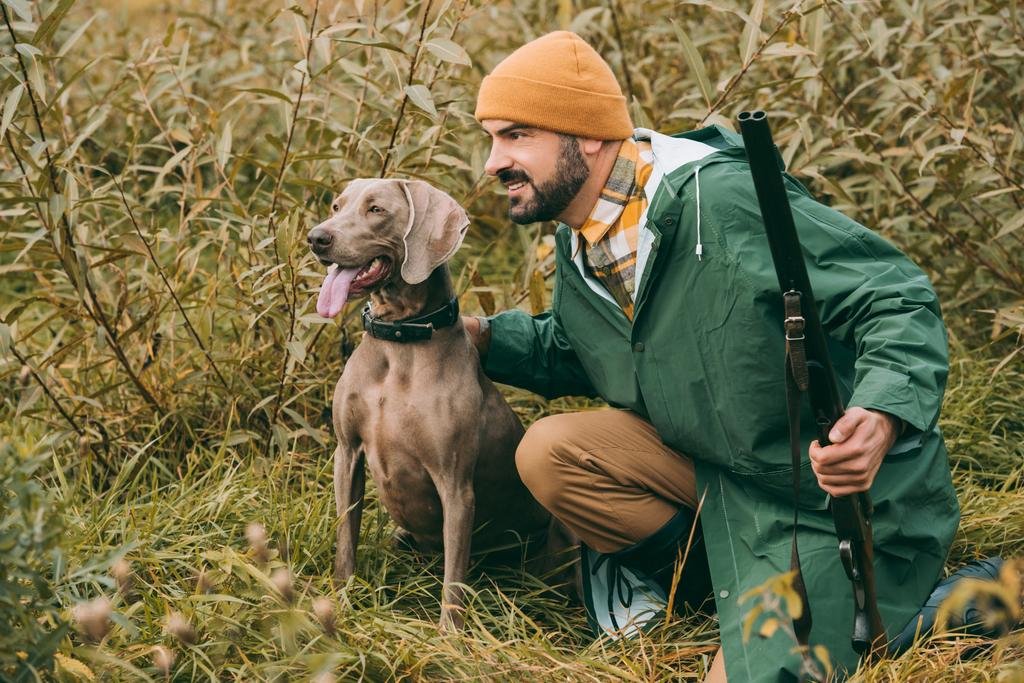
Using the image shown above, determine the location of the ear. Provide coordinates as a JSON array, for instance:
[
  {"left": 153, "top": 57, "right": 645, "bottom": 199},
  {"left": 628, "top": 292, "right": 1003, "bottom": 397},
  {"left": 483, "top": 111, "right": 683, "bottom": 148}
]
[{"left": 399, "top": 180, "right": 470, "bottom": 284}]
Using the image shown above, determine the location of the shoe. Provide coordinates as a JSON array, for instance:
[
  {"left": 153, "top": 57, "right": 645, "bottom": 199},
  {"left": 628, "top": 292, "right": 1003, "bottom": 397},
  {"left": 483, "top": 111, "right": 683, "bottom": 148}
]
[
  {"left": 580, "top": 506, "right": 712, "bottom": 638},
  {"left": 890, "top": 556, "right": 1015, "bottom": 655}
]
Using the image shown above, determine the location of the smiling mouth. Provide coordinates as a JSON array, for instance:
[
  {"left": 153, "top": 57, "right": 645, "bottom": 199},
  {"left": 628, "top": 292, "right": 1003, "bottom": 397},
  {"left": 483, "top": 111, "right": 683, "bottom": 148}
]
[
  {"left": 315, "top": 256, "right": 393, "bottom": 318},
  {"left": 506, "top": 180, "right": 529, "bottom": 194},
  {"left": 349, "top": 256, "right": 392, "bottom": 292}
]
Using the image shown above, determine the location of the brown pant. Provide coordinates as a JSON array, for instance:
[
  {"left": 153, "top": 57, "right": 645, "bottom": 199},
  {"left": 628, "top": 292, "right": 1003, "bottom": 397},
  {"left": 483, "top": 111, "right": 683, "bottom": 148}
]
[{"left": 515, "top": 408, "right": 699, "bottom": 554}]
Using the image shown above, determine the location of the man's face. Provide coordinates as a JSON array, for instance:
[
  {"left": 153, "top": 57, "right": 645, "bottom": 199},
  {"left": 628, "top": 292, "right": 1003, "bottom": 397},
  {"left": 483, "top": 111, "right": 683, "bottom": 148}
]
[{"left": 482, "top": 120, "right": 591, "bottom": 224}]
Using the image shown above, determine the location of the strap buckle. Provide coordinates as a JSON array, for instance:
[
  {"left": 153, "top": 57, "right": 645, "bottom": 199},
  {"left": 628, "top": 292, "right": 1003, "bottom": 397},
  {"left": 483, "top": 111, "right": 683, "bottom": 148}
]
[{"left": 784, "top": 314, "right": 805, "bottom": 341}]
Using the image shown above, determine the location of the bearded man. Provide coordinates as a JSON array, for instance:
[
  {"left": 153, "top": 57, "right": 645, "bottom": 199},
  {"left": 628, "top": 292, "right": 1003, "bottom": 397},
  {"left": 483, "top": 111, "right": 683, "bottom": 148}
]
[{"left": 461, "top": 30, "right": 1003, "bottom": 682}]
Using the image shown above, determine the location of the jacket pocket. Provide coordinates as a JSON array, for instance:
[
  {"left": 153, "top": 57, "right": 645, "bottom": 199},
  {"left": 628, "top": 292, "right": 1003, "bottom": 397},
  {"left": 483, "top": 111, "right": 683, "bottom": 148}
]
[{"left": 730, "top": 455, "right": 830, "bottom": 511}]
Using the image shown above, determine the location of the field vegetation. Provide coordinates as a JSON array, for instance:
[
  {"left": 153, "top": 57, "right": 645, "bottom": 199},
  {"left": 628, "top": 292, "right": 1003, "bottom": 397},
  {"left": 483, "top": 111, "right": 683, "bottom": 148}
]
[{"left": 1, "top": 0, "right": 1023, "bottom": 680}]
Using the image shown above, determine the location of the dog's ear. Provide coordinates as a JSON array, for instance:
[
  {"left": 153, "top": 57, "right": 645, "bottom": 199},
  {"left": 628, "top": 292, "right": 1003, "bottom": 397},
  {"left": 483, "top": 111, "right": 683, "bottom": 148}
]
[{"left": 399, "top": 180, "right": 470, "bottom": 284}]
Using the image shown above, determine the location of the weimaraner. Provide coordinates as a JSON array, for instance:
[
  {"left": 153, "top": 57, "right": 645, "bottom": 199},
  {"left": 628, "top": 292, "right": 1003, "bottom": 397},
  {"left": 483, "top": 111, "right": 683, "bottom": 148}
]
[{"left": 307, "top": 178, "right": 556, "bottom": 629}]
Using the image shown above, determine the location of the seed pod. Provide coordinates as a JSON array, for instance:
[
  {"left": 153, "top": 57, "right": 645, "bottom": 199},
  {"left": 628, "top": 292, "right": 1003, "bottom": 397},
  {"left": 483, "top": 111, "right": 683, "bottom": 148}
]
[
  {"left": 111, "top": 559, "right": 132, "bottom": 597},
  {"left": 72, "top": 596, "right": 112, "bottom": 643},
  {"left": 312, "top": 597, "right": 336, "bottom": 635},
  {"left": 165, "top": 611, "right": 197, "bottom": 646},
  {"left": 152, "top": 646, "right": 175, "bottom": 676},
  {"left": 271, "top": 567, "right": 295, "bottom": 604},
  {"left": 245, "top": 522, "right": 270, "bottom": 564},
  {"left": 195, "top": 569, "right": 213, "bottom": 594}
]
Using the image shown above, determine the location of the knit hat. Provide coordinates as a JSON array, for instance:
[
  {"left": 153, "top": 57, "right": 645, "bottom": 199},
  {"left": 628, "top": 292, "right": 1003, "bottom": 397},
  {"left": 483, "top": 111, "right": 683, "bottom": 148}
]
[{"left": 475, "top": 31, "right": 633, "bottom": 140}]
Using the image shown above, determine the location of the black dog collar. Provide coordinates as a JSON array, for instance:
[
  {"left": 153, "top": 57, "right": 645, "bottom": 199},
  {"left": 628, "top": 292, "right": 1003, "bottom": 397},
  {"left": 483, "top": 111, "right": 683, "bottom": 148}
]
[{"left": 362, "top": 297, "right": 460, "bottom": 342}]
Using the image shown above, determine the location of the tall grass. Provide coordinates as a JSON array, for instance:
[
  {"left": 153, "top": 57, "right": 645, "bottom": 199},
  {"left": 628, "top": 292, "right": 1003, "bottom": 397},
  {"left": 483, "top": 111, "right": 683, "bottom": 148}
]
[{"left": 2, "top": 0, "right": 1022, "bottom": 680}]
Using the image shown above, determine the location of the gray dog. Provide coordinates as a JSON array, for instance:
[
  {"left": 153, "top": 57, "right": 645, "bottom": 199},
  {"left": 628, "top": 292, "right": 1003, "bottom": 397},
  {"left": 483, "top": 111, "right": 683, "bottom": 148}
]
[{"left": 307, "top": 178, "right": 554, "bottom": 629}]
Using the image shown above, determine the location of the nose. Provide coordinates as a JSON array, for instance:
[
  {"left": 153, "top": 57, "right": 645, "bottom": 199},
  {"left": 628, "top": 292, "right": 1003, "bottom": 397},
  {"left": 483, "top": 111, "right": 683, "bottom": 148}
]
[
  {"left": 307, "top": 227, "right": 333, "bottom": 252},
  {"left": 484, "top": 141, "right": 510, "bottom": 177}
]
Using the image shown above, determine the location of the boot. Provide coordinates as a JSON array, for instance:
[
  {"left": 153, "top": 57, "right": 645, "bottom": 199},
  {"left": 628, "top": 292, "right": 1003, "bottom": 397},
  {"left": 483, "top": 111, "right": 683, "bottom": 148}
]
[{"left": 889, "top": 556, "right": 1016, "bottom": 655}]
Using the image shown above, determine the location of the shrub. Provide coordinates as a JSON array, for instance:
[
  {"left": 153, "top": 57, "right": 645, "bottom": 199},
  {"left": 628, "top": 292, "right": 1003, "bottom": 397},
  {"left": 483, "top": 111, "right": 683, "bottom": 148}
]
[{"left": 0, "top": 439, "right": 68, "bottom": 681}]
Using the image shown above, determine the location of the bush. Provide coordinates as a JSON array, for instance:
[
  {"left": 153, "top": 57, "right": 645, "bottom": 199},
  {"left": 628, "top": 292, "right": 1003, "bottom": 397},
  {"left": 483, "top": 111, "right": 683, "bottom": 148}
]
[{"left": 0, "top": 439, "right": 68, "bottom": 681}]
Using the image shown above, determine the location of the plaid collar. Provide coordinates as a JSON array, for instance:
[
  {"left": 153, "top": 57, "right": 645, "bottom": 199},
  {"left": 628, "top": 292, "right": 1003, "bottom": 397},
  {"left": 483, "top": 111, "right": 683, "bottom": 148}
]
[{"left": 578, "top": 138, "right": 648, "bottom": 245}]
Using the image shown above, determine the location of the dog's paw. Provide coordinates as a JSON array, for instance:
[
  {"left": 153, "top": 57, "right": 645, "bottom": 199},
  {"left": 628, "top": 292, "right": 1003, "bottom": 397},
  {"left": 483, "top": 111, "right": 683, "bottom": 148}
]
[{"left": 438, "top": 606, "right": 465, "bottom": 632}]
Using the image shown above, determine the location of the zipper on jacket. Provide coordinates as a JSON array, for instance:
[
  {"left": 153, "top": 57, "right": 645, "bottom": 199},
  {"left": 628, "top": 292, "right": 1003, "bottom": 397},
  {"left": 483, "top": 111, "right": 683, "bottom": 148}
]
[{"left": 694, "top": 164, "right": 703, "bottom": 261}]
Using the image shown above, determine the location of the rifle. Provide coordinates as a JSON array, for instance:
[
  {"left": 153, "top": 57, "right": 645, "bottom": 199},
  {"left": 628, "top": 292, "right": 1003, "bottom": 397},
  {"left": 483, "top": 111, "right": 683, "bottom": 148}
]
[{"left": 736, "top": 110, "right": 887, "bottom": 659}]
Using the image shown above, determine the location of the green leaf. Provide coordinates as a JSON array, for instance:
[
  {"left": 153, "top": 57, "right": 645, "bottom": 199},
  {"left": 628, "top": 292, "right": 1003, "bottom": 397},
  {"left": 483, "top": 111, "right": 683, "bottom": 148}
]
[
  {"left": 0, "top": 322, "right": 11, "bottom": 354},
  {"left": 741, "top": 0, "right": 765, "bottom": 66},
  {"left": 670, "top": 20, "right": 713, "bottom": 108},
  {"left": 14, "top": 43, "right": 42, "bottom": 58},
  {"left": 217, "top": 120, "right": 233, "bottom": 170},
  {"left": 59, "top": 104, "right": 109, "bottom": 163},
  {"left": 331, "top": 36, "right": 405, "bottom": 53},
  {"left": 806, "top": 4, "right": 824, "bottom": 56},
  {"left": 57, "top": 13, "right": 95, "bottom": 57},
  {"left": 32, "top": 0, "right": 76, "bottom": 47},
  {"left": 2, "top": 0, "right": 33, "bottom": 23},
  {"left": 431, "top": 153, "right": 472, "bottom": 171},
  {"left": 995, "top": 210, "right": 1024, "bottom": 240},
  {"left": 760, "top": 42, "right": 814, "bottom": 59},
  {"left": 236, "top": 87, "right": 293, "bottom": 103},
  {"left": 569, "top": 6, "right": 605, "bottom": 34},
  {"left": 404, "top": 84, "right": 436, "bottom": 117},
  {"left": 425, "top": 38, "right": 471, "bottom": 67},
  {"left": 0, "top": 83, "right": 24, "bottom": 142}
]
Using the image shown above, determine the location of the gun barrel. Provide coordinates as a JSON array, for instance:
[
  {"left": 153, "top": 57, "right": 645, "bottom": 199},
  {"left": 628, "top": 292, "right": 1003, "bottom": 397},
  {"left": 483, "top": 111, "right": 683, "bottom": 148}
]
[{"left": 736, "top": 110, "right": 888, "bottom": 658}]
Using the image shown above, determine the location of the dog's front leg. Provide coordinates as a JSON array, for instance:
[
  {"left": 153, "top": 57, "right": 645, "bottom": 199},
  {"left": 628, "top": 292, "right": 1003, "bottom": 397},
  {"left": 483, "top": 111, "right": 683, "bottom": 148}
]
[
  {"left": 438, "top": 478, "right": 475, "bottom": 631},
  {"left": 333, "top": 443, "right": 366, "bottom": 583}
]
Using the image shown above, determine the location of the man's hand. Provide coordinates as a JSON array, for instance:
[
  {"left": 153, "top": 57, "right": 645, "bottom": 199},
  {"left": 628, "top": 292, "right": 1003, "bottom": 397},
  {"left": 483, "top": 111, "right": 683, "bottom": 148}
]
[
  {"left": 462, "top": 316, "right": 491, "bottom": 357},
  {"left": 808, "top": 407, "right": 900, "bottom": 497}
]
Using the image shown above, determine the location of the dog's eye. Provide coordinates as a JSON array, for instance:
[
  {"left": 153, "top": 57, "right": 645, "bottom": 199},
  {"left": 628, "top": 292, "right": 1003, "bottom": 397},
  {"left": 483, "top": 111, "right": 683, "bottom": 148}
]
[
  {"left": 368, "top": 205, "right": 385, "bottom": 214},
  {"left": 331, "top": 203, "right": 339, "bottom": 212}
]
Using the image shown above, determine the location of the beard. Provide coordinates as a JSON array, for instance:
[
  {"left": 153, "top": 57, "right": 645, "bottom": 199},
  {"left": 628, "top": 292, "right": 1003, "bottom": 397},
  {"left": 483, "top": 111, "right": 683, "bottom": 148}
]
[{"left": 498, "top": 135, "right": 590, "bottom": 225}]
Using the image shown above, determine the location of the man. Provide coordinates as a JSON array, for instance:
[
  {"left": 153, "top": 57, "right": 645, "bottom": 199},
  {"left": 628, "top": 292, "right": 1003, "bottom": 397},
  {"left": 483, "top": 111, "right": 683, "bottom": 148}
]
[{"left": 461, "top": 31, "right": 996, "bottom": 682}]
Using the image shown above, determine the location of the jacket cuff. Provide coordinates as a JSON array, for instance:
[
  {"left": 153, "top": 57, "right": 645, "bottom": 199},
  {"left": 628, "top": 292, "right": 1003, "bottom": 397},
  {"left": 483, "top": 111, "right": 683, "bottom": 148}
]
[
  {"left": 481, "top": 311, "right": 528, "bottom": 384},
  {"left": 847, "top": 365, "right": 929, "bottom": 434}
]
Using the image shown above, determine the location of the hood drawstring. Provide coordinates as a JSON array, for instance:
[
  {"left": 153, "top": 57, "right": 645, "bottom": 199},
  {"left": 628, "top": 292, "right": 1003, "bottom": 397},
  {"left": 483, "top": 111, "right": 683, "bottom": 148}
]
[{"left": 694, "top": 164, "right": 703, "bottom": 261}]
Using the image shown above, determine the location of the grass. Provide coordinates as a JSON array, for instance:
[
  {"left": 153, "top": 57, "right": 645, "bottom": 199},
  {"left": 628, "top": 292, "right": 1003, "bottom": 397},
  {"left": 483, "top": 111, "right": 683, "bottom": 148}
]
[{"left": 12, "top": 348, "right": 1019, "bottom": 682}]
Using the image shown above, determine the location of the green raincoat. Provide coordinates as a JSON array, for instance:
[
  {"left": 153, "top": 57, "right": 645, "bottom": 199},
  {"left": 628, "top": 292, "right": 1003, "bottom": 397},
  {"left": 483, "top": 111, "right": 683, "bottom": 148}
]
[{"left": 482, "top": 125, "right": 959, "bottom": 681}]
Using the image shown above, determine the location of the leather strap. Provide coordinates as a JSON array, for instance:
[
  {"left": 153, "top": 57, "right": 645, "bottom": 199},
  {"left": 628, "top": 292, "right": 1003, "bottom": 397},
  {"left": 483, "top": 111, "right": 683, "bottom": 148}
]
[
  {"left": 362, "top": 297, "right": 460, "bottom": 343},
  {"left": 784, "top": 290, "right": 814, "bottom": 653},
  {"left": 784, "top": 290, "right": 809, "bottom": 391}
]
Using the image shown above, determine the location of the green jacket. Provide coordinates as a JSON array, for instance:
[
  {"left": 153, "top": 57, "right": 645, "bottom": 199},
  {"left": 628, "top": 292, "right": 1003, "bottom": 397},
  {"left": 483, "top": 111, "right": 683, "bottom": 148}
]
[{"left": 483, "top": 125, "right": 959, "bottom": 681}]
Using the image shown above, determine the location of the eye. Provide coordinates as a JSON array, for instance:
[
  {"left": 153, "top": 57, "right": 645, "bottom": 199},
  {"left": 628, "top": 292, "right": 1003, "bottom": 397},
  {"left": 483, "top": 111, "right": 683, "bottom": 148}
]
[
  {"left": 510, "top": 131, "right": 524, "bottom": 140},
  {"left": 331, "top": 202, "right": 339, "bottom": 212},
  {"left": 368, "top": 205, "right": 385, "bottom": 214}
]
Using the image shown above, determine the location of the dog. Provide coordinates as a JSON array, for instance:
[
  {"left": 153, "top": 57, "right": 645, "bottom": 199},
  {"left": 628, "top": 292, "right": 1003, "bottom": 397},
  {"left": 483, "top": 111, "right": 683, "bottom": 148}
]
[{"left": 307, "top": 178, "right": 556, "bottom": 629}]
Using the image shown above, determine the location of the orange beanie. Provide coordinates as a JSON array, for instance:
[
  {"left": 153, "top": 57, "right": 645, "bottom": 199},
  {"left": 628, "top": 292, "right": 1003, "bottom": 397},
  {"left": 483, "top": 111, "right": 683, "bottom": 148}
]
[{"left": 475, "top": 31, "right": 633, "bottom": 140}]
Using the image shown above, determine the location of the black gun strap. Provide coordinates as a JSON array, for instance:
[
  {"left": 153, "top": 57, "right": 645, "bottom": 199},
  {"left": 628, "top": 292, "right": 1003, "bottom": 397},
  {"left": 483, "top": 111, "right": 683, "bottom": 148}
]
[{"left": 785, "top": 293, "right": 814, "bottom": 651}]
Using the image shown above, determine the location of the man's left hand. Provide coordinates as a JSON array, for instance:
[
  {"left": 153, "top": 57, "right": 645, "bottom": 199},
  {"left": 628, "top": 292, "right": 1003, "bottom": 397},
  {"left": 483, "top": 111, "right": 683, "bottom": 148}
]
[{"left": 809, "top": 407, "right": 900, "bottom": 497}]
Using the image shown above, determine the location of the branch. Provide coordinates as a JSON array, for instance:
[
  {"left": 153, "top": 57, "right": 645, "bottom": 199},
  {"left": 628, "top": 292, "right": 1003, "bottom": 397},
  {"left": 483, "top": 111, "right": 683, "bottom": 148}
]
[
  {"left": 111, "top": 175, "right": 230, "bottom": 390},
  {"left": 1, "top": 7, "right": 165, "bottom": 415},
  {"left": 379, "top": 0, "right": 434, "bottom": 178}
]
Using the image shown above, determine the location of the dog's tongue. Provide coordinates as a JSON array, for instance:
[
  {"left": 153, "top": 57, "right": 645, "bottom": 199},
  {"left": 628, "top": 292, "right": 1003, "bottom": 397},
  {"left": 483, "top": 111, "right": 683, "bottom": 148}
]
[{"left": 316, "top": 264, "right": 361, "bottom": 318}]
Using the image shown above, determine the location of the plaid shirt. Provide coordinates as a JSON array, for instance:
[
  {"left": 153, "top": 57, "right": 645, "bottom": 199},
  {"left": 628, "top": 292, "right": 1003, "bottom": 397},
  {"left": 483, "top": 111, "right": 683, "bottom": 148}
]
[{"left": 576, "top": 138, "right": 654, "bottom": 321}]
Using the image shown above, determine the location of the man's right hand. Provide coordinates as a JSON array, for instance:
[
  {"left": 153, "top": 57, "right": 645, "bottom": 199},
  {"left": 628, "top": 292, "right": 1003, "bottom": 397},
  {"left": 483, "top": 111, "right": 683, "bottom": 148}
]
[{"left": 462, "top": 316, "right": 491, "bottom": 358}]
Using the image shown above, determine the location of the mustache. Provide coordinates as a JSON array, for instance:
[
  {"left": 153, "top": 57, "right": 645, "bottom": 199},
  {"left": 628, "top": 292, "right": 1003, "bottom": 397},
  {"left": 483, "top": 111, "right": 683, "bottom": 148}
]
[{"left": 497, "top": 169, "right": 530, "bottom": 186}]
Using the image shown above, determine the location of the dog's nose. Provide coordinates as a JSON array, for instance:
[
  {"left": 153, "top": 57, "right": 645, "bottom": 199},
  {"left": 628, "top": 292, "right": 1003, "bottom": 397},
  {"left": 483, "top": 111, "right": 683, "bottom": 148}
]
[{"left": 307, "top": 227, "right": 333, "bottom": 252}]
